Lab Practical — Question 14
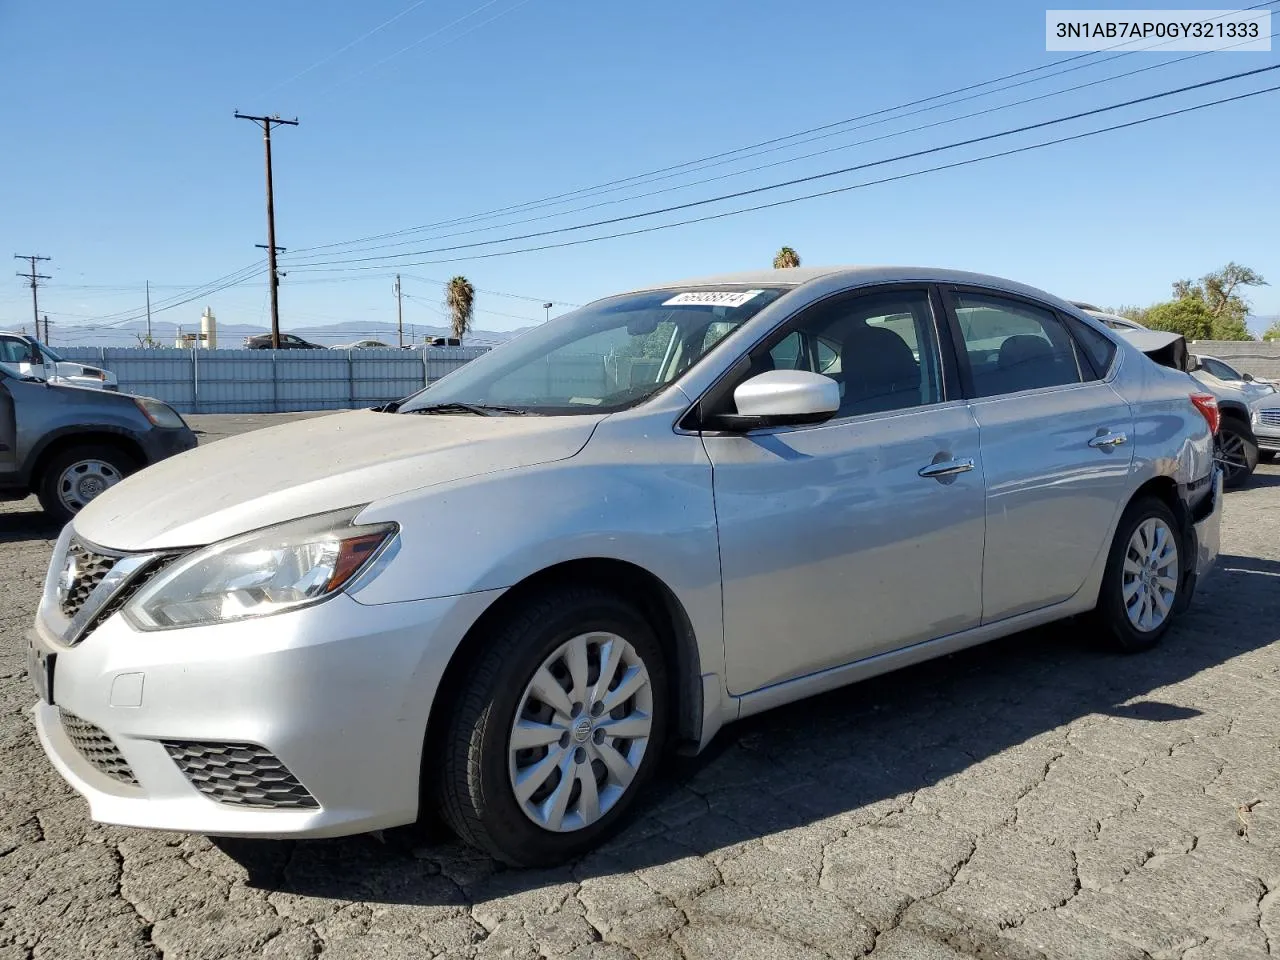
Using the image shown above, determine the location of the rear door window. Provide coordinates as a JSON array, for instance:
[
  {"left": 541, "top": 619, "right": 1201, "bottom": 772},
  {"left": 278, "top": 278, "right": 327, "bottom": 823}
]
[{"left": 949, "top": 292, "right": 1089, "bottom": 398}]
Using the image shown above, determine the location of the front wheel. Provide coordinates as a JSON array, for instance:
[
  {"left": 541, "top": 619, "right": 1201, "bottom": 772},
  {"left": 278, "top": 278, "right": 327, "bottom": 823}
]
[
  {"left": 36, "top": 445, "right": 137, "bottom": 525},
  {"left": 1217, "top": 421, "right": 1258, "bottom": 489},
  {"left": 1091, "top": 497, "right": 1184, "bottom": 653},
  {"left": 435, "top": 586, "right": 668, "bottom": 866}
]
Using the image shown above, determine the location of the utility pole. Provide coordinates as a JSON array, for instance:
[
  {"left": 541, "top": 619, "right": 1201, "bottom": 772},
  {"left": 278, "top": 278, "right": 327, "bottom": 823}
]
[
  {"left": 235, "top": 112, "right": 298, "bottom": 349},
  {"left": 543, "top": 301, "right": 553, "bottom": 324},
  {"left": 14, "top": 254, "right": 51, "bottom": 332},
  {"left": 42, "top": 314, "right": 51, "bottom": 343},
  {"left": 395, "top": 274, "right": 404, "bottom": 348},
  {"left": 145, "top": 280, "right": 152, "bottom": 345}
]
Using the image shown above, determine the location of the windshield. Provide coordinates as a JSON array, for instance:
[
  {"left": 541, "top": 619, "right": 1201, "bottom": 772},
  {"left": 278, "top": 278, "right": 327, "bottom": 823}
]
[{"left": 399, "top": 286, "right": 788, "bottom": 414}]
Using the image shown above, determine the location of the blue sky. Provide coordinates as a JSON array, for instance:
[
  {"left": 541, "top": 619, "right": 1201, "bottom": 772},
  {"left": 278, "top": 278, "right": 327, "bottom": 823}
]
[{"left": 1, "top": 0, "right": 1277, "bottom": 341}]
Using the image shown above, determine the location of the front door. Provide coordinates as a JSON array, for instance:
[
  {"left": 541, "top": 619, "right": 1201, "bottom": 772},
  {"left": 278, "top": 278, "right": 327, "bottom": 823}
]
[
  {"left": 703, "top": 286, "right": 986, "bottom": 696},
  {"left": 944, "top": 288, "right": 1135, "bottom": 621}
]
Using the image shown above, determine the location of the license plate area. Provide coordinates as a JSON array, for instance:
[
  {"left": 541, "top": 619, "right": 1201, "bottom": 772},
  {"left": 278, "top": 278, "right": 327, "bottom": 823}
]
[{"left": 26, "top": 639, "right": 55, "bottom": 705}]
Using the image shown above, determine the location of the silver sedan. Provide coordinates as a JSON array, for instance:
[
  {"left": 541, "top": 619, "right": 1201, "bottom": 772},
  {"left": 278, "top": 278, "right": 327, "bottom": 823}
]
[{"left": 28, "top": 266, "right": 1222, "bottom": 866}]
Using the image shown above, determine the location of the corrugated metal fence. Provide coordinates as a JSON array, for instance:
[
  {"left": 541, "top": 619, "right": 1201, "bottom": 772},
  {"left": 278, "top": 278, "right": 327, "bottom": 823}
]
[{"left": 57, "top": 347, "right": 490, "bottom": 414}]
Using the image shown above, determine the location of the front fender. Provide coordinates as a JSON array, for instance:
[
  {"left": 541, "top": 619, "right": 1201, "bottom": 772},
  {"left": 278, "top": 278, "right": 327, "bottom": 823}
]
[{"left": 349, "top": 448, "right": 724, "bottom": 681}]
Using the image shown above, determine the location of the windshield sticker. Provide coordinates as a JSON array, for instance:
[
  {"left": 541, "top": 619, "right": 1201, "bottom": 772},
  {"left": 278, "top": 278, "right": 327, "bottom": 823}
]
[{"left": 662, "top": 289, "right": 764, "bottom": 308}]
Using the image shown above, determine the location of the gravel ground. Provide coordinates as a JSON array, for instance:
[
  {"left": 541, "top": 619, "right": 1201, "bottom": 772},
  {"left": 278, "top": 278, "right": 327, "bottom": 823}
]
[{"left": 2, "top": 415, "right": 1279, "bottom": 960}]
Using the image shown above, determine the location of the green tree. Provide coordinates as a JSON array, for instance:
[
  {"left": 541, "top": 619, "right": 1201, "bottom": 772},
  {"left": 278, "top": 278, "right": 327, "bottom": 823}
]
[
  {"left": 1171, "top": 263, "right": 1265, "bottom": 339},
  {"left": 773, "top": 246, "right": 801, "bottom": 269},
  {"left": 1262, "top": 318, "right": 1280, "bottom": 342},
  {"left": 444, "top": 276, "right": 475, "bottom": 342},
  {"left": 1131, "top": 264, "right": 1265, "bottom": 341},
  {"left": 1142, "top": 298, "right": 1215, "bottom": 340}
]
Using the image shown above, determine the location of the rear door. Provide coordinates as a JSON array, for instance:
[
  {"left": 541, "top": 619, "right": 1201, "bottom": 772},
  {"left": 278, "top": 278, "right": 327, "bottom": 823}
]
[
  {"left": 705, "top": 285, "right": 986, "bottom": 695},
  {"left": 944, "top": 287, "right": 1134, "bottom": 622}
]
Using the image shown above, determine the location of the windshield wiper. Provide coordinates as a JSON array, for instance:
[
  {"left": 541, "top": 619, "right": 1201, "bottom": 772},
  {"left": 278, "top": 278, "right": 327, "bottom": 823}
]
[{"left": 406, "top": 402, "right": 538, "bottom": 416}]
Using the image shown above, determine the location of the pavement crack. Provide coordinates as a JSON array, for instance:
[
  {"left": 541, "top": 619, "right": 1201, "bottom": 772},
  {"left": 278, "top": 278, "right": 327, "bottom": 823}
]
[
  {"left": 109, "top": 844, "right": 163, "bottom": 959},
  {"left": 1258, "top": 883, "right": 1275, "bottom": 956}
]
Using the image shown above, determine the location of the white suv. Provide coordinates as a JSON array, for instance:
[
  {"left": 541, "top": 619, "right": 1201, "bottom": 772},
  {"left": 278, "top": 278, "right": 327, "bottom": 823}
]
[{"left": 0, "top": 333, "right": 119, "bottom": 391}]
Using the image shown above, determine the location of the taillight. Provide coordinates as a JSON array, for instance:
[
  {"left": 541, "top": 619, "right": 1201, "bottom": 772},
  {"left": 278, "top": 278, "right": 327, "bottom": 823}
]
[{"left": 1190, "top": 393, "right": 1220, "bottom": 434}]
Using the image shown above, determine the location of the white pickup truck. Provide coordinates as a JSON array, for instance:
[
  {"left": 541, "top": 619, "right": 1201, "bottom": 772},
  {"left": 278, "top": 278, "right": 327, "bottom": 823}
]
[{"left": 0, "top": 332, "right": 119, "bottom": 391}]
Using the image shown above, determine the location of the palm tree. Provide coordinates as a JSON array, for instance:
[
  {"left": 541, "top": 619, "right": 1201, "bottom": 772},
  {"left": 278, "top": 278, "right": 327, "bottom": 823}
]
[
  {"left": 773, "top": 246, "right": 801, "bottom": 269},
  {"left": 445, "top": 276, "right": 476, "bottom": 342}
]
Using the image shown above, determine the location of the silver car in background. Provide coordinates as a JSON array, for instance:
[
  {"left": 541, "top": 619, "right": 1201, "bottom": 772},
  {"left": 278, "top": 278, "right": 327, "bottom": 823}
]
[{"left": 27, "top": 266, "right": 1222, "bottom": 866}]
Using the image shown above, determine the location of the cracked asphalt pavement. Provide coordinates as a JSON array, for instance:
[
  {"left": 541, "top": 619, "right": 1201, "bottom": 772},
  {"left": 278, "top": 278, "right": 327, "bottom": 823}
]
[{"left": 3, "top": 413, "right": 1280, "bottom": 959}]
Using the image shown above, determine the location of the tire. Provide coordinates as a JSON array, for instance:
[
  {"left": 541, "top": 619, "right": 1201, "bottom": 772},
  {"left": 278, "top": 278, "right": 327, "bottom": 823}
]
[
  {"left": 1217, "top": 420, "right": 1258, "bottom": 489},
  {"left": 434, "top": 586, "right": 669, "bottom": 866},
  {"left": 36, "top": 444, "right": 138, "bottom": 526},
  {"left": 1091, "top": 497, "right": 1184, "bottom": 653}
]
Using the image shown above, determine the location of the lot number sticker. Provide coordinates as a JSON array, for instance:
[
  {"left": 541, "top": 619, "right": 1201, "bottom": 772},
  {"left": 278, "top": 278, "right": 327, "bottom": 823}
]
[{"left": 662, "top": 289, "right": 764, "bottom": 308}]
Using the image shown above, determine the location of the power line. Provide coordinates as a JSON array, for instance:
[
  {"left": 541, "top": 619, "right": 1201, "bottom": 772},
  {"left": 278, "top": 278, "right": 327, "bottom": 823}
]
[
  {"left": 287, "top": 32, "right": 1270, "bottom": 262},
  {"left": 398, "top": 273, "right": 580, "bottom": 307},
  {"left": 263, "top": 0, "right": 433, "bottom": 94},
  {"left": 287, "top": 63, "right": 1280, "bottom": 271},
  {"left": 86, "top": 261, "right": 267, "bottom": 325},
  {"left": 235, "top": 112, "right": 299, "bottom": 348},
  {"left": 14, "top": 254, "right": 51, "bottom": 332},
  {"left": 284, "top": 1, "right": 1275, "bottom": 258},
  {"left": 315, "top": 0, "right": 532, "bottom": 95},
  {"left": 290, "top": 82, "right": 1280, "bottom": 271}
]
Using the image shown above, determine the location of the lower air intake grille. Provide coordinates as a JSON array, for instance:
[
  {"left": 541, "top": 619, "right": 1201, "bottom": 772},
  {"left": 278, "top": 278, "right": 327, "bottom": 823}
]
[
  {"left": 59, "top": 709, "right": 138, "bottom": 785},
  {"left": 162, "top": 741, "right": 319, "bottom": 809}
]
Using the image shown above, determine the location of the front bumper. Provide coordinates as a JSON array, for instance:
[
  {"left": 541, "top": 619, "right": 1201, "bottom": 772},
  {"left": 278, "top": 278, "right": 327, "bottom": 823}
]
[
  {"left": 138, "top": 425, "right": 198, "bottom": 463},
  {"left": 27, "top": 586, "right": 500, "bottom": 838},
  {"left": 1254, "top": 424, "right": 1280, "bottom": 452}
]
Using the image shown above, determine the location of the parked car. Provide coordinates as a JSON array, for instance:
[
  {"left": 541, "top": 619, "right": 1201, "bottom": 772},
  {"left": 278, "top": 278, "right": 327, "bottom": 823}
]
[
  {"left": 28, "top": 266, "right": 1221, "bottom": 866},
  {"left": 1082, "top": 311, "right": 1262, "bottom": 488},
  {"left": 1251, "top": 390, "right": 1280, "bottom": 461},
  {"left": 243, "top": 333, "right": 324, "bottom": 349},
  {"left": 0, "top": 332, "right": 119, "bottom": 391},
  {"left": 1070, "top": 304, "right": 1147, "bottom": 332},
  {"left": 332, "top": 340, "right": 391, "bottom": 350},
  {"left": 1192, "top": 354, "right": 1276, "bottom": 403},
  {"left": 0, "top": 359, "right": 195, "bottom": 523}
]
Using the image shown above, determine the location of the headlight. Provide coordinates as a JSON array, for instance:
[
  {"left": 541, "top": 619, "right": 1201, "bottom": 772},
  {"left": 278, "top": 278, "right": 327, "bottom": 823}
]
[
  {"left": 134, "top": 397, "right": 188, "bottom": 429},
  {"left": 125, "top": 508, "right": 397, "bottom": 630}
]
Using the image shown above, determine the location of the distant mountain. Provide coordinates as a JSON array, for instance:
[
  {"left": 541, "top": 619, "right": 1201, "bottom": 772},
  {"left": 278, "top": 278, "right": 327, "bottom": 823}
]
[
  {"left": 45, "top": 318, "right": 531, "bottom": 350},
  {"left": 1248, "top": 314, "right": 1277, "bottom": 338}
]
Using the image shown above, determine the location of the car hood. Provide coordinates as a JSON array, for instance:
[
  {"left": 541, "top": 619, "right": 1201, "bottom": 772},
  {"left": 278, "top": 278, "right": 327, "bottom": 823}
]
[{"left": 73, "top": 409, "right": 603, "bottom": 551}]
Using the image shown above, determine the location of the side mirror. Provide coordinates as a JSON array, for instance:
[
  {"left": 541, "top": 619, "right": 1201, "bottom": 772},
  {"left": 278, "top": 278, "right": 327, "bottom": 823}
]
[
  {"left": 710, "top": 370, "right": 840, "bottom": 431},
  {"left": 1243, "top": 373, "right": 1255, "bottom": 382},
  {"left": 1186, "top": 355, "right": 1202, "bottom": 372},
  {"left": 27, "top": 343, "right": 43, "bottom": 366}
]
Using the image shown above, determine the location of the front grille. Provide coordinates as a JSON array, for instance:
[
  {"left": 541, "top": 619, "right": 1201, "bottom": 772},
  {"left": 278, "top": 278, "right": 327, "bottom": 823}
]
[
  {"left": 162, "top": 741, "right": 319, "bottom": 809},
  {"left": 59, "top": 540, "right": 117, "bottom": 619},
  {"left": 1260, "top": 409, "right": 1280, "bottom": 427},
  {"left": 58, "top": 709, "right": 138, "bottom": 785}
]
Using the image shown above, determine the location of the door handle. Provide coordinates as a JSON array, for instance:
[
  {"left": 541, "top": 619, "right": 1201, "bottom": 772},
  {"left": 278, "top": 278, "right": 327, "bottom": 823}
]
[
  {"left": 1088, "top": 432, "right": 1128, "bottom": 449},
  {"left": 918, "top": 457, "right": 975, "bottom": 479}
]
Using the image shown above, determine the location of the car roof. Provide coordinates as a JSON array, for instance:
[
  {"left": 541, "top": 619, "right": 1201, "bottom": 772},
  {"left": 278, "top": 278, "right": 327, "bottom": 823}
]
[{"left": 618, "top": 265, "right": 1080, "bottom": 309}]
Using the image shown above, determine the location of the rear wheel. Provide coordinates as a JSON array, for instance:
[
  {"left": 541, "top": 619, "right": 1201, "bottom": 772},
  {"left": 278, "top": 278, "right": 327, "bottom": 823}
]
[
  {"left": 1092, "top": 497, "right": 1183, "bottom": 653},
  {"left": 1217, "top": 419, "right": 1258, "bottom": 489},
  {"left": 435, "top": 586, "right": 668, "bottom": 866},
  {"left": 36, "top": 445, "right": 137, "bottom": 525}
]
